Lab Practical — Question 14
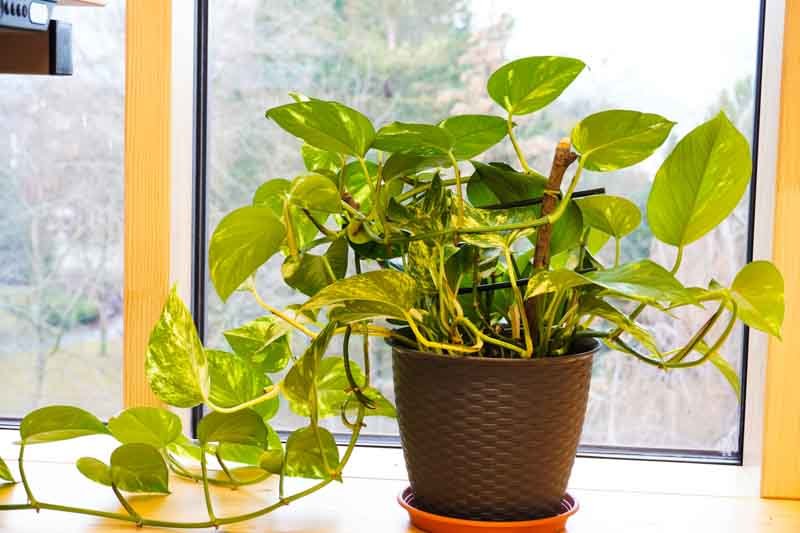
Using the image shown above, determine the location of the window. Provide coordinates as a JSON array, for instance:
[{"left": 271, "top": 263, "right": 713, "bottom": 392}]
[
  {"left": 201, "top": 0, "right": 765, "bottom": 459},
  {"left": 0, "top": 4, "right": 125, "bottom": 420}
]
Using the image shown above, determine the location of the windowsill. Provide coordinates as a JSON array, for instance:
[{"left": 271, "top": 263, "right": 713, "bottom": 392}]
[{"left": 0, "top": 433, "right": 798, "bottom": 532}]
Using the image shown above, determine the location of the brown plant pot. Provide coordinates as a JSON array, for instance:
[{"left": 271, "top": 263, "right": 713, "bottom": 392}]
[{"left": 391, "top": 336, "right": 598, "bottom": 522}]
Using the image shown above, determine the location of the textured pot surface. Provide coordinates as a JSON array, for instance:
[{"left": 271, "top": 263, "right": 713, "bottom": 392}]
[{"left": 392, "top": 338, "right": 597, "bottom": 521}]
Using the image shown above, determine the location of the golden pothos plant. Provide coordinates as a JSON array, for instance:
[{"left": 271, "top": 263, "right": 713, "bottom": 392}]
[{"left": 0, "top": 56, "right": 783, "bottom": 529}]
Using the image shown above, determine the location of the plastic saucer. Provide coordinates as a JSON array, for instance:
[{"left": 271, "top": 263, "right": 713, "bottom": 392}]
[{"left": 398, "top": 486, "right": 578, "bottom": 533}]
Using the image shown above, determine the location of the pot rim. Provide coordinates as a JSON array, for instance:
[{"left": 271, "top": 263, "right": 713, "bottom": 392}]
[{"left": 391, "top": 334, "right": 599, "bottom": 366}]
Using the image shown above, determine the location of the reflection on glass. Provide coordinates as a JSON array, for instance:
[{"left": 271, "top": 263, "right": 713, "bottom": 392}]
[
  {"left": 208, "top": 0, "right": 760, "bottom": 454},
  {"left": 0, "top": 4, "right": 125, "bottom": 418}
]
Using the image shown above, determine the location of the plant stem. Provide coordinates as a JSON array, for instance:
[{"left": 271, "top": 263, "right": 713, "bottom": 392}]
[
  {"left": 448, "top": 152, "right": 465, "bottom": 227},
  {"left": 205, "top": 383, "right": 281, "bottom": 414},
  {"left": 250, "top": 287, "right": 316, "bottom": 338},
  {"left": 214, "top": 450, "right": 237, "bottom": 486},
  {"left": 671, "top": 301, "right": 739, "bottom": 368},
  {"left": 504, "top": 246, "right": 533, "bottom": 357},
  {"left": 112, "top": 485, "right": 142, "bottom": 525},
  {"left": 458, "top": 317, "right": 526, "bottom": 356},
  {"left": 283, "top": 202, "right": 299, "bottom": 257},
  {"left": 614, "top": 237, "right": 621, "bottom": 267},
  {"left": 199, "top": 448, "right": 217, "bottom": 526},
  {"left": 507, "top": 113, "right": 532, "bottom": 174},
  {"left": 18, "top": 444, "right": 37, "bottom": 510},
  {"left": 607, "top": 244, "right": 685, "bottom": 343},
  {"left": 404, "top": 312, "right": 483, "bottom": 354}
]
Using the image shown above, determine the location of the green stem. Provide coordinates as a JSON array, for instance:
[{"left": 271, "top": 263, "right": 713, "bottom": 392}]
[
  {"left": 448, "top": 152, "right": 465, "bottom": 227},
  {"left": 112, "top": 485, "right": 142, "bottom": 525},
  {"left": 670, "top": 301, "right": 739, "bottom": 368},
  {"left": 614, "top": 237, "right": 621, "bottom": 267},
  {"left": 199, "top": 448, "right": 217, "bottom": 526},
  {"left": 395, "top": 177, "right": 465, "bottom": 202},
  {"left": 18, "top": 444, "right": 37, "bottom": 509},
  {"left": 283, "top": 202, "right": 299, "bottom": 258},
  {"left": 205, "top": 383, "right": 282, "bottom": 414},
  {"left": 666, "top": 299, "right": 726, "bottom": 365},
  {"left": 302, "top": 208, "right": 337, "bottom": 238},
  {"left": 458, "top": 317, "right": 526, "bottom": 356},
  {"left": 507, "top": 113, "right": 532, "bottom": 174},
  {"left": 608, "top": 245, "right": 684, "bottom": 342},
  {"left": 215, "top": 450, "right": 237, "bottom": 486},
  {"left": 250, "top": 286, "right": 317, "bottom": 338},
  {"left": 504, "top": 247, "right": 533, "bottom": 357}
]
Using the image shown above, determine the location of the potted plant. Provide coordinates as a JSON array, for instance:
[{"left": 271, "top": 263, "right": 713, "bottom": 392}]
[{"left": 0, "top": 56, "right": 784, "bottom": 531}]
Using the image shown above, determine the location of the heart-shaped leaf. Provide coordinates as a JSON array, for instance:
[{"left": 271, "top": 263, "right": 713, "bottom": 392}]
[
  {"left": 487, "top": 56, "right": 585, "bottom": 116},
  {"left": 301, "top": 144, "right": 341, "bottom": 175},
  {"left": 281, "top": 322, "right": 338, "bottom": 419},
  {"left": 110, "top": 443, "right": 170, "bottom": 494},
  {"left": 207, "top": 350, "right": 279, "bottom": 422},
  {"left": 166, "top": 434, "right": 203, "bottom": 462},
  {"left": 20, "top": 406, "right": 110, "bottom": 444},
  {"left": 107, "top": 407, "right": 182, "bottom": 449},
  {"left": 583, "top": 260, "right": 687, "bottom": 305},
  {"left": 252, "top": 179, "right": 290, "bottom": 215},
  {"left": 580, "top": 296, "right": 660, "bottom": 354},
  {"left": 439, "top": 115, "right": 507, "bottom": 160},
  {"left": 382, "top": 153, "right": 448, "bottom": 181},
  {"left": 266, "top": 100, "right": 374, "bottom": 158},
  {"left": 209, "top": 206, "right": 286, "bottom": 301},
  {"left": 198, "top": 410, "right": 268, "bottom": 448},
  {"left": 0, "top": 458, "right": 14, "bottom": 483},
  {"left": 288, "top": 174, "right": 341, "bottom": 214},
  {"left": 467, "top": 161, "right": 547, "bottom": 206},
  {"left": 525, "top": 269, "right": 591, "bottom": 299},
  {"left": 576, "top": 194, "right": 641, "bottom": 238},
  {"left": 549, "top": 200, "right": 584, "bottom": 255},
  {"left": 145, "top": 288, "right": 209, "bottom": 408},
  {"left": 223, "top": 316, "right": 292, "bottom": 374},
  {"left": 373, "top": 122, "right": 454, "bottom": 157},
  {"left": 284, "top": 426, "right": 340, "bottom": 479},
  {"left": 281, "top": 243, "right": 342, "bottom": 297},
  {"left": 647, "top": 112, "right": 751, "bottom": 246},
  {"left": 76, "top": 457, "right": 112, "bottom": 487},
  {"left": 730, "top": 260, "right": 784, "bottom": 338},
  {"left": 571, "top": 110, "right": 675, "bottom": 172},
  {"left": 303, "top": 270, "right": 418, "bottom": 322},
  {"left": 284, "top": 357, "right": 380, "bottom": 419}
]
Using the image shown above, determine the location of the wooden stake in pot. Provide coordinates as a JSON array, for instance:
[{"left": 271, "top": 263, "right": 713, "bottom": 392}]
[{"left": 524, "top": 139, "right": 578, "bottom": 333}]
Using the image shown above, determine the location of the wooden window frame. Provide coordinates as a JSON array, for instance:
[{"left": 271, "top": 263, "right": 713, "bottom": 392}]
[{"left": 122, "top": 0, "right": 800, "bottom": 498}]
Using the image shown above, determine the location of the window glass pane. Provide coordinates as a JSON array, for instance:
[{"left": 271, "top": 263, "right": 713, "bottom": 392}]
[
  {"left": 207, "top": 0, "right": 761, "bottom": 455},
  {"left": 0, "top": 4, "right": 125, "bottom": 418}
]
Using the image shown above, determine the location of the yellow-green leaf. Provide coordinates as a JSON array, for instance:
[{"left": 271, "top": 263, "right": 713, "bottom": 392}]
[
  {"left": 208, "top": 206, "right": 286, "bottom": 301},
  {"left": 373, "top": 122, "right": 454, "bottom": 157},
  {"left": 266, "top": 100, "right": 374, "bottom": 158},
  {"left": 284, "top": 426, "right": 339, "bottom": 479},
  {"left": 145, "top": 288, "right": 209, "bottom": 408},
  {"left": 488, "top": 56, "right": 585, "bottom": 116},
  {"left": 576, "top": 194, "right": 641, "bottom": 238},
  {"left": 647, "top": 112, "right": 752, "bottom": 246},
  {"left": 303, "top": 270, "right": 418, "bottom": 322},
  {"left": 439, "top": 115, "right": 507, "bottom": 160},
  {"left": 107, "top": 407, "right": 182, "bottom": 449},
  {"left": 20, "top": 406, "right": 110, "bottom": 445},
  {"left": 110, "top": 443, "right": 170, "bottom": 494},
  {"left": 571, "top": 110, "right": 674, "bottom": 172},
  {"left": 223, "top": 316, "right": 292, "bottom": 374},
  {"left": 730, "top": 260, "right": 784, "bottom": 338}
]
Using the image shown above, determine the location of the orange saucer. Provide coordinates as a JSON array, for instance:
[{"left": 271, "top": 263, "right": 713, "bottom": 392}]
[{"left": 398, "top": 487, "right": 578, "bottom": 533}]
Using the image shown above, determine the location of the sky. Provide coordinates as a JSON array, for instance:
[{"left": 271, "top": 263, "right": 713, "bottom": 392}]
[{"left": 471, "top": 0, "right": 761, "bottom": 137}]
